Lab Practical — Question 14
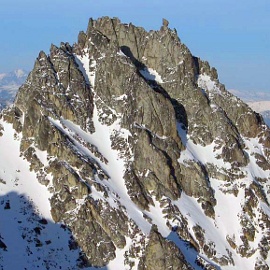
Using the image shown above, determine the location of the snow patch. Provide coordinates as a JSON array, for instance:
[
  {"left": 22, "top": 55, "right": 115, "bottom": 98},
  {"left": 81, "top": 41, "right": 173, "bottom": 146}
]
[
  {"left": 197, "top": 74, "right": 222, "bottom": 96},
  {"left": 74, "top": 49, "right": 96, "bottom": 87},
  {"left": 139, "top": 67, "right": 163, "bottom": 83}
]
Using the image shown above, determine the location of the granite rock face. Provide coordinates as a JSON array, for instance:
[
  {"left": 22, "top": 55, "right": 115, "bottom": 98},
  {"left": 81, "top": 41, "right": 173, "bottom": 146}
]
[{"left": 0, "top": 17, "right": 270, "bottom": 269}]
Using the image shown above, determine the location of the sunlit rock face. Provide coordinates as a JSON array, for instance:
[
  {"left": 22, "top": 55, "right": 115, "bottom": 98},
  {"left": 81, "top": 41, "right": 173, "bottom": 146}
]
[{"left": 0, "top": 17, "right": 270, "bottom": 270}]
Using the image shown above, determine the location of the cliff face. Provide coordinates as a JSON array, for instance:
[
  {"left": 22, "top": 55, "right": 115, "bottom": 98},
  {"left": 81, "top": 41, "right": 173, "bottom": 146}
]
[{"left": 0, "top": 17, "right": 270, "bottom": 269}]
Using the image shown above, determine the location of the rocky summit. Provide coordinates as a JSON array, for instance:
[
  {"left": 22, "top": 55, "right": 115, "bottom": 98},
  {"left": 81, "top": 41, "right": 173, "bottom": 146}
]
[{"left": 0, "top": 17, "right": 270, "bottom": 270}]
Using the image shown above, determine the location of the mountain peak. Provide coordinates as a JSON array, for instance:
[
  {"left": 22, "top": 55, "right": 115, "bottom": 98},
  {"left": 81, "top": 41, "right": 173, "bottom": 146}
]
[{"left": 0, "top": 17, "right": 270, "bottom": 270}]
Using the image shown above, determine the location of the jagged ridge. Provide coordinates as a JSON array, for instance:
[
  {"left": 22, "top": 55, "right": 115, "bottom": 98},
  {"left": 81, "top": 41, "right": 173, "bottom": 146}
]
[{"left": 0, "top": 17, "right": 270, "bottom": 270}]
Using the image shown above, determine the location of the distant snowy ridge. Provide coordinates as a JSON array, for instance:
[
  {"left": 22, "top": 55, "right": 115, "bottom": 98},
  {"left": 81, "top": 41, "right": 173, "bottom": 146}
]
[
  {"left": 247, "top": 101, "right": 270, "bottom": 126},
  {"left": 229, "top": 89, "right": 270, "bottom": 102},
  {"left": 247, "top": 101, "right": 270, "bottom": 114},
  {"left": 0, "top": 69, "right": 27, "bottom": 109},
  {"left": 0, "top": 69, "right": 27, "bottom": 85}
]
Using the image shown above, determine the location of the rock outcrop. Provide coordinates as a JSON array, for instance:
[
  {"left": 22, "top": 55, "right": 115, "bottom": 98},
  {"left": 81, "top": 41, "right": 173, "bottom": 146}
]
[{"left": 0, "top": 17, "right": 270, "bottom": 269}]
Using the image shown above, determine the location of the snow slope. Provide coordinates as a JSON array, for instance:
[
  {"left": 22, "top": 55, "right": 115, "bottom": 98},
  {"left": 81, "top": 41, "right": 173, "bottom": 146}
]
[
  {"left": 71, "top": 53, "right": 270, "bottom": 269},
  {"left": 0, "top": 120, "right": 83, "bottom": 269}
]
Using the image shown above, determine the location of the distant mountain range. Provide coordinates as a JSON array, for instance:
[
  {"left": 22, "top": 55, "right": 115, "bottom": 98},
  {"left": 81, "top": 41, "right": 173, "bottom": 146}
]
[
  {"left": 229, "top": 89, "right": 270, "bottom": 102},
  {"left": 0, "top": 69, "right": 27, "bottom": 109},
  {"left": 247, "top": 101, "right": 270, "bottom": 127}
]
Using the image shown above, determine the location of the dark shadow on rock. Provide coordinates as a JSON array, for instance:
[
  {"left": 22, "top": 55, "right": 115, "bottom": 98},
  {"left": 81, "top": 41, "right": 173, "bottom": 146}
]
[
  {"left": 120, "top": 46, "right": 145, "bottom": 69},
  {"left": 167, "top": 231, "right": 222, "bottom": 270},
  {"left": 120, "top": 45, "right": 188, "bottom": 146},
  {"left": 0, "top": 191, "right": 108, "bottom": 270},
  {"left": 193, "top": 56, "right": 200, "bottom": 76}
]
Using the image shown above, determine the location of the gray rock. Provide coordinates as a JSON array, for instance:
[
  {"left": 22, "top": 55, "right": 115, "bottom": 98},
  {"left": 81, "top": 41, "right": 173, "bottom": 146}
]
[
  {"left": 1, "top": 16, "right": 270, "bottom": 269},
  {"left": 138, "top": 225, "right": 192, "bottom": 270}
]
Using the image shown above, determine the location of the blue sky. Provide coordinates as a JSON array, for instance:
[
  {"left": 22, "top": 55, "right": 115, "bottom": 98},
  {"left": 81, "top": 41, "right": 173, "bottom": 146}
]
[{"left": 1, "top": 0, "right": 269, "bottom": 94}]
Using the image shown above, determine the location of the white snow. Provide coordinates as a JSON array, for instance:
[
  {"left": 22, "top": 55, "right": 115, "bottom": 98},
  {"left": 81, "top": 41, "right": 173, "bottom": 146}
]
[
  {"left": 0, "top": 120, "right": 81, "bottom": 269},
  {"left": 84, "top": 237, "right": 142, "bottom": 270},
  {"left": 1, "top": 47, "right": 269, "bottom": 270},
  {"left": 177, "top": 123, "right": 232, "bottom": 170},
  {"left": 139, "top": 67, "right": 164, "bottom": 83},
  {"left": 73, "top": 50, "right": 270, "bottom": 270},
  {"left": 0, "top": 73, "right": 7, "bottom": 80},
  {"left": 74, "top": 49, "right": 96, "bottom": 87},
  {"left": 58, "top": 54, "right": 153, "bottom": 235},
  {"left": 0, "top": 121, "right": 52, "bottom": 219},
  {"left": 176, "top": 122, "right": 270, "bottom": 269},
  {"left": 49, "top": 109, "right": 152, "bottom": 235},
  {"left": 197, "top": 74, "right": 222, "bottom": 96},
  {"left": 114, "top": 94, "right": 128, "bottom": 101},
  {"left": 144, "top": 196, "right": 169, "bottom": 236},
  {"left": 117, "top": 49, "right": 127, "bottom": 57}
]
